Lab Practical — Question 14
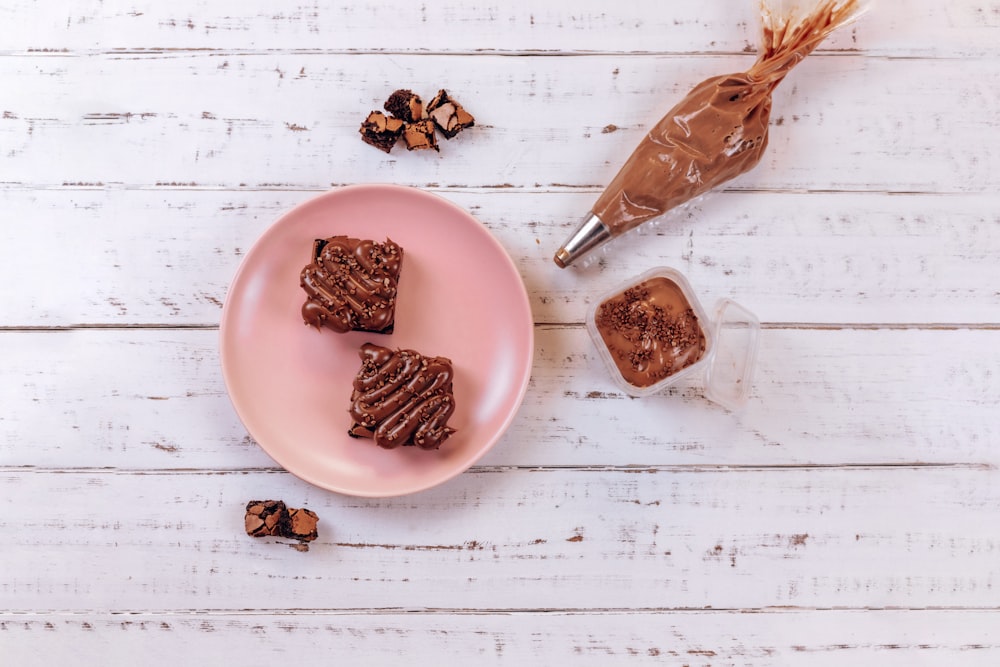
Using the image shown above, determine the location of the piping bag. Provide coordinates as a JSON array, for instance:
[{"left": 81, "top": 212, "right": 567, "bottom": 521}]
[{"left": 554, "top": 0, "right": 866, "bottom": 268}]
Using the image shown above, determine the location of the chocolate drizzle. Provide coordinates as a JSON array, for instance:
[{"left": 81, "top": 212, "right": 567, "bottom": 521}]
[
  {"left": 300, "top": 236, "right": 402, "bottom": 334},
  {"left": 348, "top": 343, "right": 456, "bottom": 450}
]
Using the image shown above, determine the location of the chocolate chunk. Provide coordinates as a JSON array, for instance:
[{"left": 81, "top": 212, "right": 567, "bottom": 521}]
[
  {"left": 284, "top": 507, "right": 320, "bottom": 542},
  {"left": 300, "top": 236, "right": 403, "bottom": 334},
  {"left": 349, "top": 342, "right": 457, "bottom": 450},
  {"left": 359, "top": 111, "right": 404, "bottom": 153},
  {"left": 426, "top": 89, "right": 475, "bottom": 139},
  {"left": 401, "top": 119, "right": 439, "bottom": 152},
  {"left": 244, "top": 500, "right": 288, "bottom": 538},
  {"left": 245, "top": 500, "right": 320, "bottom": 543},
  {"left": 384, "top": 89, "right": 424, "bottom": 123}
]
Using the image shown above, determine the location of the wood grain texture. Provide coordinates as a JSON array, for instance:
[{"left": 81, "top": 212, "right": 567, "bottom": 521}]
[
  {"left": 2, "top": 189, "right": 998, "bottom": 327},
  {"left": 3, "top": 0, "right": 1000, "bottom": 661},
  {"left": 2, "top": 467, "right": 1000, "bottom": 611},
  {"left": 2, "top": 0, "right": 997, "bottom": 56},
  {"left": 2, "top": 327, "right": 998, "bottom": 469},
  {"left": 1, "top": 54, "right": 997, "bottom": 192},
  {"left": 2, "top": 610, "right": 1000, "bottom": 667}
]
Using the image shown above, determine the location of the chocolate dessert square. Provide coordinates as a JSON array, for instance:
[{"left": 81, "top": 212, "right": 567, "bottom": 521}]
[
  {"left": 426, "top": 89, "right": 475, "bottom": 139},
  {"left": 245, "top": 500, "right": 320, "bottom": 543},
  {"left": 402, "top": 119, "right": 439, "bottom": 152},
  {"left": 284, "top": 507, "right": 319, "bottom": 542},
  {"left": 383, "top": 88, "right": 424, "bottom": 123},
  {"left": 348, "top": 342, "right": 457, "bottom": 450},
  {"left": 244, "top": 500, "right": 288, "bottom": 537},
  {"left": 300, "top": 236, "right": 403, "bottom": 334},
  {"left": 359, "top": 111, "right": 404, "bottom": 153}
]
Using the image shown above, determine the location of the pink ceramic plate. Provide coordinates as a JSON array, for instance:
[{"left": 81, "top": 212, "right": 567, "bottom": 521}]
[{"left": 220, "top": 184, "right": 533, "bottom": 497}]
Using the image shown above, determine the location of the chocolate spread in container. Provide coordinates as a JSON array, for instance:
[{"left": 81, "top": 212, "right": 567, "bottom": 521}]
[
  {"left": 554, "top": 0, "right": 865, "bottom": 268},
  {"left": 595, "top": 276, "right": 707, "bottom": 388}
]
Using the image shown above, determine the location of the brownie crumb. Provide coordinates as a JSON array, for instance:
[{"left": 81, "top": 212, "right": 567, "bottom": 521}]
[
  {"left": 284, "top": 507, "right": 320, "bottom": 542},
  {"left": 426, "top": 89, "right": 475, "bottom": 139},
  {"left": 245, "top": 500, "right": 320, "bottom": 548},
  {"left": 402, "top": 119, "right": 439, "bottom": 152},
  {"left": 359, "top": 111, "right": 404, "bottom": 153},
  {"left": 384, "top": 89, "right": 424, "bottom": 123},
  {"left": 361, "top": 88, "right": 476, "bottom": 153},
  {"left": 244, "top": 500, "right": 287, "bottom": 537}
]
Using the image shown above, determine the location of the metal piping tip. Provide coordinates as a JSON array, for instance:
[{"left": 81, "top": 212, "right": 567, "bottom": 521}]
[{"left": 553, "top": 212, "right": 612, "bottom": 268}]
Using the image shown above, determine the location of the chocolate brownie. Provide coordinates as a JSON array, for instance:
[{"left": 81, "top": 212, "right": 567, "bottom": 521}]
[
  {"left": 300, "top": 236, "right": 403, "bottom": 334},
  {"left": 401, "top": 118, "right": 439, "bottom": 152},
  {"left": 359, "top": 111, "right": 404, "bottom": 153},
  {"left": 348, "top": 342, "right": 457, "bottom": 450},
  {"left": 245, "top": 500, "right": 319, "bottom": 543},
  {"left": 284, "top": 507, "right": 319, "bottom": 542},
  {"left": 245, "top": 500, "right": 287, "bottom": 537},
  {"left": 383, "top": 89, "right": 424, "bottom": 123},
  {"left": 426, "top": 89, "right": 475, "bottom": 139}
]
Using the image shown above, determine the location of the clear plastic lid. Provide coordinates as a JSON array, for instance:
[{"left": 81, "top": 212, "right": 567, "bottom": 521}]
[
  {"left": 702, "top": 298, "right": 760, "bottom": 411},
  {"left": 586, "top": 267, "right": 759, "bottom": 409}
]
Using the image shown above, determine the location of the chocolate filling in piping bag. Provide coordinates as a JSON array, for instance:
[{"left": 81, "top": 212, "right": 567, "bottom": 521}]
[{"left": 554, "top": 0, "right": 867, "bottom": 268}]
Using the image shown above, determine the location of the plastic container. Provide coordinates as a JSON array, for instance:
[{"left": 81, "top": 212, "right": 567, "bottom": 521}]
[{"left": 586, "top": 266, "right": 759, "bottom": 410}]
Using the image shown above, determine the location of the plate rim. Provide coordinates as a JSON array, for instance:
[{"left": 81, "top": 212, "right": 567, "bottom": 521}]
[{"left": 219, "top": 183, "right": 534, "bottom": 497}]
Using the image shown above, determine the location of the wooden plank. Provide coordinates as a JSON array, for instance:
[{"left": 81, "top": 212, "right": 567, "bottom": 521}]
[
  {"left": 2, "top": 327, "right": 998, "bottom": 468},
  {"left": 1, "top": 54, "right": 996, "bottom": 193},
  {"left": 2, "top": 466, "right": 999, "bottom": 610},
  {"left": 2, "top": 610, "right": 1000, "bottom": 666},
  {"left": 1, "top": 189, "right": 998, "bottom": 327},
  {"left": 2, "top": 0, "right": 996, "bottom": 57}
]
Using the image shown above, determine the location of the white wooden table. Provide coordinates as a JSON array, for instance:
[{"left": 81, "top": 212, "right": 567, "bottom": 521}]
[{"left": 3, "top": 2, "right": 999, "bottom": 664}]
